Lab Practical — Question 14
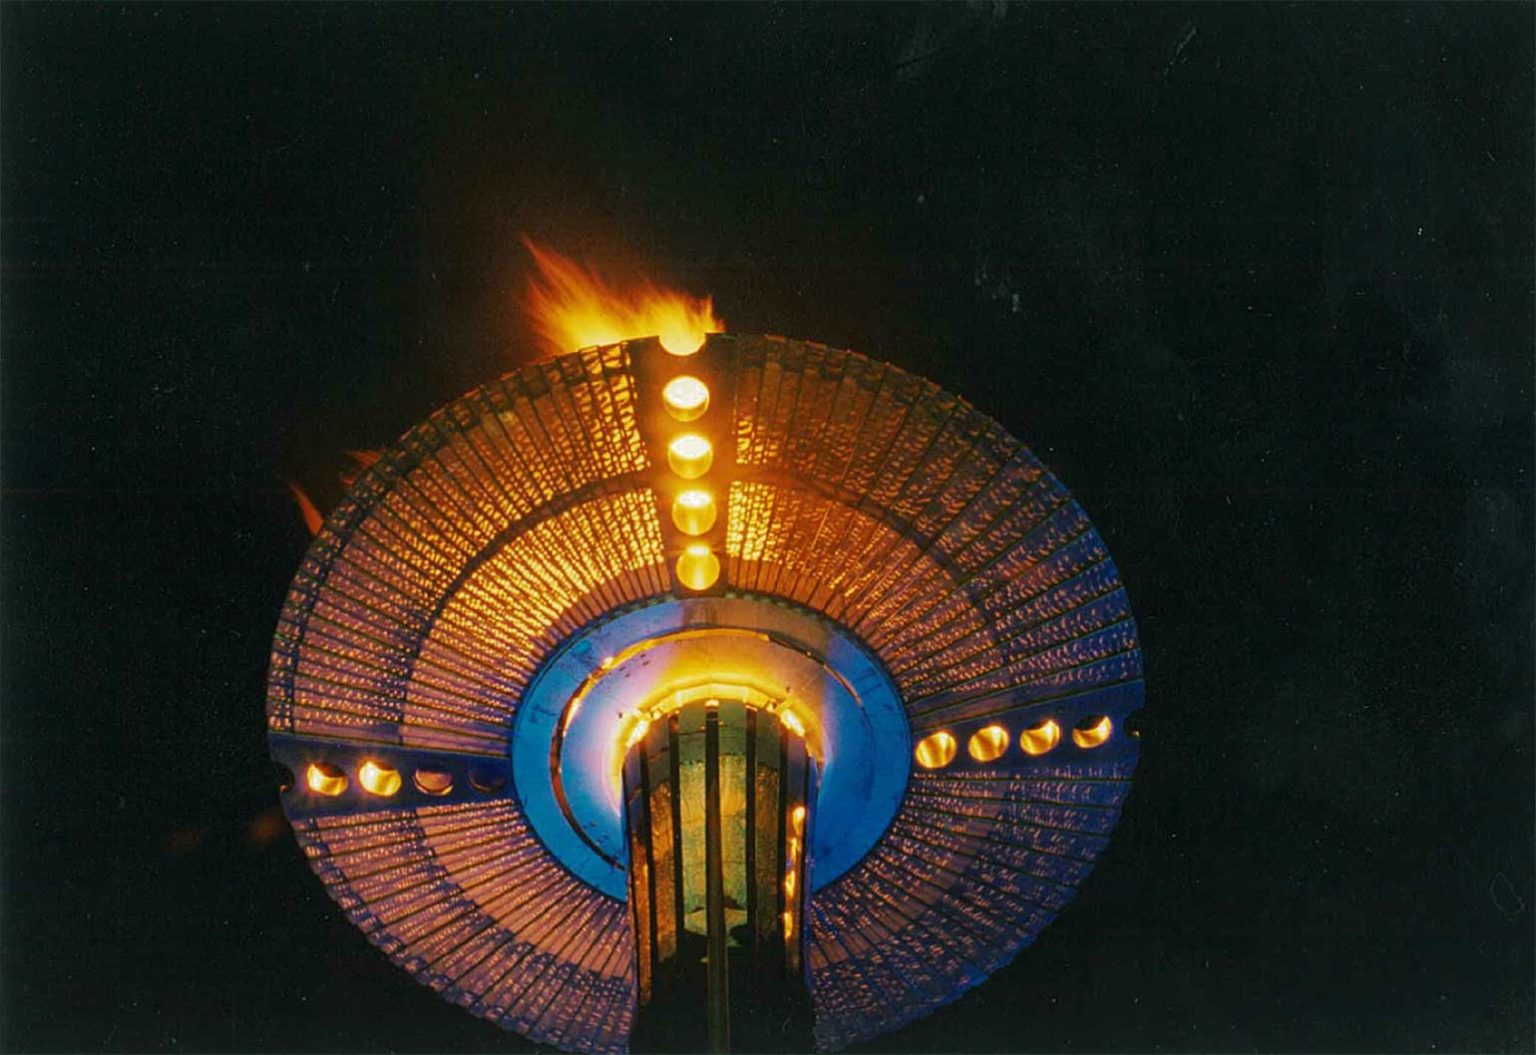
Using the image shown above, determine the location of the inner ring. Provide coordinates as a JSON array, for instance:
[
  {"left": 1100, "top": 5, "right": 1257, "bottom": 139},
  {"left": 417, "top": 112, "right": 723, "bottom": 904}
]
[{"left": 512, "top": 594, "right": 910, "bottom": 899}]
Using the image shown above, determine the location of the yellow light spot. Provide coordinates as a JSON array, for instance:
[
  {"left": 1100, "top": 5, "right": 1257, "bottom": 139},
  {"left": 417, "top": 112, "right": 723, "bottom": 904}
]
[
  {"left": 1072, "top": 715, "right": 1113, "bottom": 749},
  {"left": 967, "top": 724, "right": 1010, "bottom": 763},
  {"left": 671, "top": 489, "right": 717, "bottom": 535},
  {"left": 661, "top": 376, "right": 710, "bottom": 421},
  {"left": 624, "top": 718, "right": 651, "bottom": 750},
  {"left": 306, "top": 762, "right": 347, "bottom": 796},
  {"left": 675, "top": 543, "right": 721, "bottom": 590},
  {"left": 791, "top": 804, "right": 806, "bottom": 832},
  {"left": 779, "top": 708, "right": 806, "bottom": 739},
  {"left": 913, "top": 731, "right": 957, "bottom": 769},
  {"left": 782, "top": 910, "right": 794, "bottom": 939},
  {"left": 1020, "top": 719, "right": 1061, "bottom": 756},
  {"left": 357, "top": 760, "right": 401, "bottom": 797},
  {"left": 666, "top": 433, "right": 713, "bottom": 479},
  {"left": 413, "top": 768, "right": 454, "bottom": 796},
  {"left": 784, "top": 870, "right": 797, "bottom": 897}
]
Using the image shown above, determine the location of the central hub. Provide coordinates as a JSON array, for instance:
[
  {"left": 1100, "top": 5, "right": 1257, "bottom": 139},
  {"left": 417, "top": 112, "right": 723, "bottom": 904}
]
[{"left": 512, "top": 594, "right": 909, "bottom": 899}]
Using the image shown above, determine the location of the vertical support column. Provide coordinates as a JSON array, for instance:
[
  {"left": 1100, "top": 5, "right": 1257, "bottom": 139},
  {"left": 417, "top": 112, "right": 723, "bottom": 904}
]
[{"left": 624, "top": 701, "right": 817, "bottom": 1053}]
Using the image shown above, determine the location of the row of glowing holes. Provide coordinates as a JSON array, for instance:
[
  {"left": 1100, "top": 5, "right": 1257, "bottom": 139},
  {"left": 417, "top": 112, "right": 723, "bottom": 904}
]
[
  {"left": 661, "top": 371, "right": 722, "bottom": 590},
  {"left": 301, "top": 760, "right": 504, "bottom": 798},
  {"left": 913, "top": 716, "right": 1117, "bottom": 770}
]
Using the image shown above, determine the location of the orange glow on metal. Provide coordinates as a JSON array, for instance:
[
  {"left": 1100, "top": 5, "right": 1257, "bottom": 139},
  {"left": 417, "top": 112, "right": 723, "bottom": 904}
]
[
  {"left": 578, "top": 627, "right": 830, "bottom": 794},
  {"left": 521, "top": 237, "right": 723, "bottom": 356},
  {"left": 1072, "top": 715, "right": 1113, "bottom": 749},
  {"left": 666, "top": 433, "right": 714, "bottom": 479},
  {"left": 913, "top": 731, "right": 957, "bottom": 769},
  {"left": 779, "top": 707, "right": 806, "bottom": 739},
  {"left": 661, "top": 375, "right": 710, "bottom": 421},
  {"left": 675, "top": 542, "right": 721, "bottom": 590},
  {"left": 1020, "top": 719, "right": 1062, "bottom": 756},
  {"left": 967, "top": 724, "right": 1010, "bottom": 763},
  {"left": 623, "top": 717, "right": 651, "bottom": 751},
  {"left": 671, "top": 489, "right": 717, "bottom": 535},
  {"left": 784, "top": 806, "right": 803, "bottom": 939},
  {"left": 306, "top": 762, "right": 347, "bottom": 796},
  {"left": 357, "top": 760, "right": 401, "bottom": 796}
]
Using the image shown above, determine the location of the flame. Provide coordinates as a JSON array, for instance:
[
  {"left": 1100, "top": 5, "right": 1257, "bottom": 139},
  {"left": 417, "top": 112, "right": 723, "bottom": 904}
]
[
  {"left": 338, "top": 448, "right": 382, "bottom": 488},
  {"left": 521, "top": 237, "right": 723, "bottom": 356},
  {"left": 285, "top": 480, "right": 324, "bottom": 536}
]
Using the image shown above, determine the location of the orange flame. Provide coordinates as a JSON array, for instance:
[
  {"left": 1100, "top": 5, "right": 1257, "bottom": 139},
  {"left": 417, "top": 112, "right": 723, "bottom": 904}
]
[
  {"left": 338, "top": 448, "right": 383, "bottom": 488},
  {"left": 521, "top": 237, "right": 724, "bottom": 357},
  {"left": 285, "top": 480, "right": 324, "bottom": 536}
]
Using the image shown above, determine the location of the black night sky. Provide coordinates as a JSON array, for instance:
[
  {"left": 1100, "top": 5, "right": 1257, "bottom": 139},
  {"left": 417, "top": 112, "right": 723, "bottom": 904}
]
[{"left": 2, "top": 5, "right": 1532, "bottom": 1052}]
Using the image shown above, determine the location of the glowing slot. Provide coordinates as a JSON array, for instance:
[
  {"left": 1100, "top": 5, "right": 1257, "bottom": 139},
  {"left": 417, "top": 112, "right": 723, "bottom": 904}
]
[
  {"left": 1072, "top": 715, "right": 1113, "bottom": 749},
  {"left": 357, "top": 760, "right": 402, "bottom": 797},
  {"left": 784, "top": 871, "right": 797, "bottom": 897},
  {"left": 1020, "top": 719, "right": 1061, "bottom": 756},
  {"left": 306, "top": 762, "right": 347, "bottom": 797},
  {"left": 913, "top": 731, "right": 957, "bottom": 770},
  {"left": 661, "top": 376, "right": 710, "bottom": 421},
  {"left": 414, "top": 768, "right": 454, "bottom": 796},
  {"left": 782, "top": 910, "right": 794, "bottom": 939},
  {"left": 967, "top": 724, "right": 1010, "bottom": 763},
  {"left": 675, "top": 543, "right": 721, "bottom": 590},
  {"left": 791, "top": 804, "right": 806, "bottom": 832},
  {"left": 671, "top": 489, "right": 717, "bottom": 535},
  {"left": 666, "top": 434, "right": 713, "bottom": 479}
]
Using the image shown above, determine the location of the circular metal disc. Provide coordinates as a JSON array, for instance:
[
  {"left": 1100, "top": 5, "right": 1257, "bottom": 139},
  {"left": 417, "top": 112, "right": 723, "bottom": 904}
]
[{"left": 267, "top": 334, "right": 1144, "bottom": 1052}]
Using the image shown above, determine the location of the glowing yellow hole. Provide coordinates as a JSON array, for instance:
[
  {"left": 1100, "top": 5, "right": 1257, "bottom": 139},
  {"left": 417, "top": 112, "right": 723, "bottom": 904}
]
[
  {"left": 1072, "top": 715, "right": 1113, "bottom": 749},
  {"left": 675, "top": 543, "right": 720, "bottom": 590},
  {"left": 671, "top": 489, "right": 717, "bottom": 535},
  {"left": 784, "top": 870, "right": 797, "bottom": 898},
  {"left": 666, "top": 433, "right": 713, "bottom": 479},
  {"left": 357, "top": 760, "right": 401, "bottom": 797},
  {"left": 660, "top": 328, "right": 707, "bottom": 357},
  {"left": 661, "top": 376, "right": 710, "bottom": 421},
  {"left": 306, "top": 762, "right": 347, "bottom": 797},
  {"left": 413, "top": 768, "right": 454, "bottom": 796},
  {"left": 782, "top": 910, "right": 794, "bottom": 939},
  {"left": 913, "top": 731, "right": 957, "bottom": 770},
  {"left": 791, "top": 804, "right": 806, "bottom": 832},
  {"left": 967, "top": 725, "right": 1010, "bottom": 763},
  {"left": 1020, "top": 719, "right": 1062, "bottom": 756}
]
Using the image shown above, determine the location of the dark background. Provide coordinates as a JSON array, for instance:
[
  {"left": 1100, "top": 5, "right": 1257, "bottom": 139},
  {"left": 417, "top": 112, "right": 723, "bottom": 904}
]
[{"left": 2, "top": 4, "right": 1531, "bottom": 1052}]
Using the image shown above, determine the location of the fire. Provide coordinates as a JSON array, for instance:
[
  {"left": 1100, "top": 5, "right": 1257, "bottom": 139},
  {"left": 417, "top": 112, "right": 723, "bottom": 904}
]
[
  {"left": 338, "top": 448, "right": 382, "bottom": 488},
  {"left": 285, "top": 480, "right": 324, "bottom": 536},
  {"left": 521, "top": 237, "right": 723, "bottom": 357}
]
